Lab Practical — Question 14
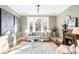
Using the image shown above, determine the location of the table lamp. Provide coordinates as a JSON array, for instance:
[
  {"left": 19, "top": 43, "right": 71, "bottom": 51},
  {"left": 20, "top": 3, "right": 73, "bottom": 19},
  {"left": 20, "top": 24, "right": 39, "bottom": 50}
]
[{"left": 72, "top": 27, "right": 79, "bottom": 35}]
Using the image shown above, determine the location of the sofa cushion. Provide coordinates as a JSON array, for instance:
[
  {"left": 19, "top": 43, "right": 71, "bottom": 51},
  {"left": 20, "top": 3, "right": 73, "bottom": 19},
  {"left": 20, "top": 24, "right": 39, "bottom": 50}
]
[
  {"left": 69, "top": 44, "right": 76, "bottom": 54},
  {"left": 29, "top": 32, "right": 33, "bottom": 36},
  {"left": 56, "top": 45, "right": 70, "bottom": 54},
  {"left": 76, "top": 45, "right": 79, "bottom": 54}
]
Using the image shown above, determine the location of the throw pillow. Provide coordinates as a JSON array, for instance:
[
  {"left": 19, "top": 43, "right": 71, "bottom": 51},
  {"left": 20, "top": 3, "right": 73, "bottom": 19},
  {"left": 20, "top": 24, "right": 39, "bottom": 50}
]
[{"left": 69, "top": 44, "right": 76, "bottom": 54}]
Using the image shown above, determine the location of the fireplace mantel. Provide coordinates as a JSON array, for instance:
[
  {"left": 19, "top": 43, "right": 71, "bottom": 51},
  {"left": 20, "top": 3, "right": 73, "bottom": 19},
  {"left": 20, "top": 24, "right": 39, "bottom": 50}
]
[{"left": 62, "top": 29, "right": 75, "bottom": 37}]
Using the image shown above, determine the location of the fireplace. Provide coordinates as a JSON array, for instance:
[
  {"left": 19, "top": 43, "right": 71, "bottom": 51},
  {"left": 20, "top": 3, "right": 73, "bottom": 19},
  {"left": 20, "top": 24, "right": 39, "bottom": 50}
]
[
  {"left": 64, "top": 35, "right": 75, "bottom": 46},
  {"left": 62, "top": 29, "right": 77, "bottom": 46}
]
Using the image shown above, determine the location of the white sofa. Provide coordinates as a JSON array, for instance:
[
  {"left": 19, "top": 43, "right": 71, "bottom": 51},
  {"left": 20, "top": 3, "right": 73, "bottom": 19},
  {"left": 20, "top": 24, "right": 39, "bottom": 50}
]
[
  {"left": 56, "top": 44, "right": 76, "bottom": 54},
  {"left": 0, "top": 35, "right": 9, "bottom": 53},
  {"left": 56, "top": 45, "right": 70, "bottom": 54},
  {"left": 25, "top": 31, "right": 50, "bottom": 42}
]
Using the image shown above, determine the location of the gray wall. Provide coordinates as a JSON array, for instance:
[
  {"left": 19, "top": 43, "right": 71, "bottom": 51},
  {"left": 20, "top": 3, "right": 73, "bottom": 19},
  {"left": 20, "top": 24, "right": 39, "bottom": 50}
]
[
  {"left": 49, "top": 16, "right": 56, "bottom": 30},
  {"left": 21, "top": 16, "right": 27, "bottom": 36},
  {"left": 21, "top": 16, "right": 56, "bottom": 36},
  {"left": 56, "top": 5, "right": 79, "bottom": 39}
]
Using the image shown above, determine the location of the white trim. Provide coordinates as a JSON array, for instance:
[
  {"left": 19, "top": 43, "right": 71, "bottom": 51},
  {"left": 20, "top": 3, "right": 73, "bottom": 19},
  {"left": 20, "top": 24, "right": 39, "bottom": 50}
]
[{"left": 56, "top": 5, "right": 71, "bottom": 15}]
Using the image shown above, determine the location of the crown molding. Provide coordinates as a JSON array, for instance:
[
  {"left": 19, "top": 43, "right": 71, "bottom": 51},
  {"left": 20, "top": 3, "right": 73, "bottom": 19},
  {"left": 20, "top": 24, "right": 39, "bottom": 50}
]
[{"left": 56, "top": 5, "right": 71, "bottom": 15}]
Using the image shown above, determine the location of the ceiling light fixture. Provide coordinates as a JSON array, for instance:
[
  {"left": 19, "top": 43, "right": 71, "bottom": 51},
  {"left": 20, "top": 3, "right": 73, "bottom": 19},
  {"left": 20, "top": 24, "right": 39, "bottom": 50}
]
[{"left": 37, "top": 5, "right": 40, "bottom": 14}]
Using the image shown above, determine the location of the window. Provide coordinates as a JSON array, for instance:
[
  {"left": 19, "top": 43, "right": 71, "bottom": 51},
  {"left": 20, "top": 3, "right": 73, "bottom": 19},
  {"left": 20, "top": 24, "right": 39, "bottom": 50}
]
[{"left": 27, "top": 17, "right": 49, "bottom": 32}]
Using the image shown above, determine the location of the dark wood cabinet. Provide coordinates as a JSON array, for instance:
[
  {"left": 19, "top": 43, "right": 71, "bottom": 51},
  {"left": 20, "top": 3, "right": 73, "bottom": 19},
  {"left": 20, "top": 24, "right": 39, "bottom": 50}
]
[{"left": 0, "top": 8, "right": 15, "bottom": 35}]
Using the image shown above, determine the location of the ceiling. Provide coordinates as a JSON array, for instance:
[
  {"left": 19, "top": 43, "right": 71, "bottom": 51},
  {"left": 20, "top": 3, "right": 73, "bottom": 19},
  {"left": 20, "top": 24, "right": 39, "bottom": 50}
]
[{"left": 8, "top": 5, "right": 70, "bottom": 16}]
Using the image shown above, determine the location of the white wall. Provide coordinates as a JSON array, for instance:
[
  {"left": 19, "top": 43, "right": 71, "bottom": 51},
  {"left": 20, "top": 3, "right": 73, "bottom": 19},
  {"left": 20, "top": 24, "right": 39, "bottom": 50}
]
[{"left": 49, "top": 16, "right": 56, "bottom": 30}]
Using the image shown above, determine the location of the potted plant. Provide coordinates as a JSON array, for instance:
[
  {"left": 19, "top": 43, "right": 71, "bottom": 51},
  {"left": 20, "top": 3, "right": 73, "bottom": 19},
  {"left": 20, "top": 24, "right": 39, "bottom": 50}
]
[{"left": 51, "top": 27, "right": 58, "bottom": 37}]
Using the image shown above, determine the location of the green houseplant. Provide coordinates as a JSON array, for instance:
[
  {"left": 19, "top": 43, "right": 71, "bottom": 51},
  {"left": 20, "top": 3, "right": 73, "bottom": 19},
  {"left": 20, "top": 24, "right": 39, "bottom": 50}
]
[
  {"left": 52, "top": 27, "right": 58, "bottom": 32},
  {"left": 51, "top": 27, "right": 58, "bottom": 37}
]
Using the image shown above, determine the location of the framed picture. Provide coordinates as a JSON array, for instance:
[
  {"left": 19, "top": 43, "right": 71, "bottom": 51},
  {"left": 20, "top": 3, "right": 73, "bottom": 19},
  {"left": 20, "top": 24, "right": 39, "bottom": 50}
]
[
  {"left": 67, "top": 17, "right": 77, "bottom": 29},
  {"left": 65, "top": 16, "right": 71, "bottom": 25}
]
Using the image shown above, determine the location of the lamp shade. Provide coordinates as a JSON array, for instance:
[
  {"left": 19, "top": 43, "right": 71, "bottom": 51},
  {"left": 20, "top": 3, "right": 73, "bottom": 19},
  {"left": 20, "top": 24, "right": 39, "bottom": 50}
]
[{"left": 72, "top": 27, "right": 79, "bottom": 34}]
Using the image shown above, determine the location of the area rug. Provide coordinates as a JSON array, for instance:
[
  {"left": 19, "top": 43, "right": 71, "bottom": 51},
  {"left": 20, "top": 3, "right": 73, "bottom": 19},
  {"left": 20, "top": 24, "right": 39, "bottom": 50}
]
[{"left": 8, "top": 42, "right": 58, "bottom": 54}]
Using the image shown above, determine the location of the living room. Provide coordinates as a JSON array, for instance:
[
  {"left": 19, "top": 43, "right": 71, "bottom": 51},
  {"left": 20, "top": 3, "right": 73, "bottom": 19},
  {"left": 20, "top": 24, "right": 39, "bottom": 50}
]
[{"left": 0, "top": 5, "right": 79, "bottom": 54}]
